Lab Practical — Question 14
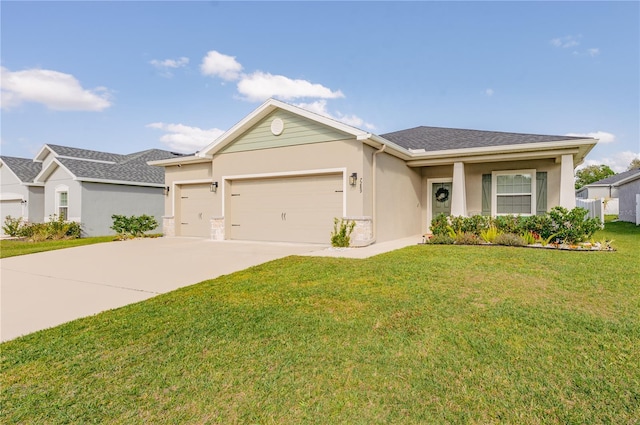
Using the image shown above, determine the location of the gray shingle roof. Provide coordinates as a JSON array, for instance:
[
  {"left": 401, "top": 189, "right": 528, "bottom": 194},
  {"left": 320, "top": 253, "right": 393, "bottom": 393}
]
[
  {"left": 380, "top": 126, "right": 590, "bottom": 152},
  {"left": 587, "top": 168, "right": 640, "bottom": 186},
  {"left": 0, "top": 156, "right": 42, "bottom": 183},
  {"left": 56, "top": 148, "right": 183, "bottom": 185},
  {"left": 46, "top": 144, "right": 125, "bottom": 163}
]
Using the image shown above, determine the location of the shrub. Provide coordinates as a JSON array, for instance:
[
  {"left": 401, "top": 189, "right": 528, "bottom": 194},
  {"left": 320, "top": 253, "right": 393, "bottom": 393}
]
[
  {"left": 330, "top": 218, "right": 355, "bottom": 247},
  {"left": 454, "top": 232, "right": 481, "bottom": 245},
  {"left": 494, "top": 215, "right": 525, "bottom": 234},
  {"left": 521, "top": 214, "right": 555, "bottom": 240},
  {"left": 547, "top": 206, "right": 602, "bottom": 244},
  {"left": 2, "top": 216, "right": 23, "bottom": 237},
  {"left": 521, "top": 231, "right": 537, "bottom": 245},
  {"left": 494, "top": 233, "right": 526, "bottom": 246},
  {"left": 426, "top": 234, "right": 454, "bottom": 245},
  {"left": 430, "top": 213, "right": 449, "bottom": 236},
  {"left": 111, "top": 214, "right": 159, "bottom": 239}
]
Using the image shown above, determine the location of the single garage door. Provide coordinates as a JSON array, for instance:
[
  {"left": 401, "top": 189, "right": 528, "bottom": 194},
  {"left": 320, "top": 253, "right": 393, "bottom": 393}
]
[
  {"left": 229, "top": 174, "right": 343, "bottom": 244},
  {"left": 1, "top": 200, "right": 24, "bottom": 236},
  {"left": 179, "top": 183, "right": 216, "bottom": 237}
]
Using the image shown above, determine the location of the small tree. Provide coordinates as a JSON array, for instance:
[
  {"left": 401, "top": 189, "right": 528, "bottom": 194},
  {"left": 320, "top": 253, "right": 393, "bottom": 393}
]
[
  {"left": 575, "top": 164, "right": 615, "bottom": 189},
  {"left": 627, "top": 157, "right": 640, "bottom": 171},
  {"left": 330, "top": 218, "right": 355, "bottom": 247}
]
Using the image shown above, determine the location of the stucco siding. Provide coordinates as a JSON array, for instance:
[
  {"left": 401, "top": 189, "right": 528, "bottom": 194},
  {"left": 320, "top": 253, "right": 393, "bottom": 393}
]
[
  {"left": 375, "top": 152, "right": 422, "bottom": 242},
  {"left": 1, "top": 165, "right": 28, "bottom": 200},
  {"left": 221, "top": 110, "right": 352, "bottom": 154},
  {"left": 44, "top": 166, "right": 82, "bottom": 222},
  {"left": 164, "top": 161, "right": 212, "bottom": 221},
  {"left": 81, "top": 182, "right": 165, "bottom": 236},
  {"left": 618, "top": 178, "right": 640, "bottom": 223}
]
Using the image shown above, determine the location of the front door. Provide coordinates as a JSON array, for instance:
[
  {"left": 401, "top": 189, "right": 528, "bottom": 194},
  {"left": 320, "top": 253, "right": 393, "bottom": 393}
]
[{"left": 432, "top": 182, "right": 452, "bottom": 218}]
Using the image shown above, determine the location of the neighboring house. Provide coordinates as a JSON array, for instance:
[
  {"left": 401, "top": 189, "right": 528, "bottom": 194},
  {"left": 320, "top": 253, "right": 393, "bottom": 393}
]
[
  {"left": 150, "top": 98, "right": 598, "bottom": 245},
  {"left": 0, "top": 157, "right": 45, "bottom": 236},
  {"left": 1, "top": 145, "right": 184, "bottom": 236},
  {"left": 614, "top": 169, "right": 640, "bottom": 224},
  {"left": 575, "top": 168, "right": 640, "bottom": 215}
]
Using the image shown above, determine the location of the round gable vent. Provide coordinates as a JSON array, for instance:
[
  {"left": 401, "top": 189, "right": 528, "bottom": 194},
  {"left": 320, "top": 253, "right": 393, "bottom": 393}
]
[{"left": 270, "top": 118, "right": 284, "bottom": 136}]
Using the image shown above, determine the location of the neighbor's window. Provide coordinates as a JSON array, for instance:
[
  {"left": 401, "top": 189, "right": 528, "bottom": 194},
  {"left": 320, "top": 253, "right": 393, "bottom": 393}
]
[
  {"left": 492, "top": 170, "right": 536, "bottom": 215},
  {"left": 58, "top": 191, "right": 68, "bottom": 220}
]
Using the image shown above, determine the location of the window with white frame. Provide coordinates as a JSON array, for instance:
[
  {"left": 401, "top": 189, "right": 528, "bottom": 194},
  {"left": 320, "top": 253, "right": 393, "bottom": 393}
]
[
  {"left": 492, "top": 170, "right": 536, "bottom": 215},
  {"left": 55, "top": 186, "right": 69, "bottom": 221}
]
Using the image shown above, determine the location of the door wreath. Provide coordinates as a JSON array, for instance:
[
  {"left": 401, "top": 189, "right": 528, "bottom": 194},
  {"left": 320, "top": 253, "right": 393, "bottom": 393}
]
[{"left": 435, "top": 187, "right": 450, "bottom": 203}]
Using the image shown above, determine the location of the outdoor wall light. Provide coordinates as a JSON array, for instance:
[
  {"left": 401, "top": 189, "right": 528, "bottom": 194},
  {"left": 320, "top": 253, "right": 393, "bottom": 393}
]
[
  {"left": 163, "top": 186, "right": 170, "bottom": 196},
  {"left": 349, "top": 173, "right": 358, "bottom": 186},
  {"left": 211, "top": 181, "right": 219, "bottom": 193}
]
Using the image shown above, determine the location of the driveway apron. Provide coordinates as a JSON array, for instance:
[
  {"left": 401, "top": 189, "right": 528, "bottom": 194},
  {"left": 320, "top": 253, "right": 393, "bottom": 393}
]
[{"left": 0, "top": 238, "right": 321, "bottom": 342}]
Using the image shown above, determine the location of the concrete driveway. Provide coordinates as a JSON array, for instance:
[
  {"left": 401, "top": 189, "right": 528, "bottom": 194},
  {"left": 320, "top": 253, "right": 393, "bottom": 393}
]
[{"left": 1, "top": 238, "right": 322, "bottom": 342}]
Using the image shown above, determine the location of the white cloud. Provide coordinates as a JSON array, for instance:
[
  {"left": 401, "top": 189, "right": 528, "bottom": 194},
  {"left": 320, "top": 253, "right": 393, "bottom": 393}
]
[
  {"left": 150, "top": 57, "right": 189, "bottom": 77},
  {"left": 485, "top": 88, "right": 494, "bottom": 97},
  {"left": 566, "top": 131, "right": 616, "bottom": 144},
  {"left": 237, "top": 71, "right": 345, "bottom": 102},
  {"left": 150, "top": 57, "right": 189, "bottom": 69},
  {"left": 550, "top": 35, "right": 580, "bottom": 48},
  {"left": 587, "top": 48, "right": 600, "bottom": 57},
  {"left": 1, "top": 66, "right": 112, "bottom": 111},
  {"left": 580, "top": 151, "right": 640, "bottom": 173},
  {"left": 147, "top": 122, "right": 225, "bottom": 153},
  {"left": 200, "top": 51, "right": 243, "bottom": 81},
  {"left": 294, "top": 100, "right": 375, "bottom": 130}
]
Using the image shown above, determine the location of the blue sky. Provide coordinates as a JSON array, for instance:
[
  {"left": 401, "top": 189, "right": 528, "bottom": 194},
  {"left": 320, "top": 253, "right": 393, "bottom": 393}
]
[{"left": 2, "top": 1, "right": 638, "bottom": 172}]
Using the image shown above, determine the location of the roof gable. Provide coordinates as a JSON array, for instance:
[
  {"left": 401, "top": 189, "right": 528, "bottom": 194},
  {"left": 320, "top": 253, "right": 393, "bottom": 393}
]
[
  {"left": 220, "top": 109, "right": 353, "bottom": 154},
  {"left": 0, "top": 156, "right": 42, "bottom": 183},
  {"left": 586, "top": 168, "right": 640, "bottom": 187},
  {"left": 198, "top": 98, "right": 370, "bottom": 157}
]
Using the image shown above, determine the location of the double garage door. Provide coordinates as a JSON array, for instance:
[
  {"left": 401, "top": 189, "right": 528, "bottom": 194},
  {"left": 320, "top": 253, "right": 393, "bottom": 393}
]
[{"left": 229, "top": 174, "right": 343, "bottom": 244}]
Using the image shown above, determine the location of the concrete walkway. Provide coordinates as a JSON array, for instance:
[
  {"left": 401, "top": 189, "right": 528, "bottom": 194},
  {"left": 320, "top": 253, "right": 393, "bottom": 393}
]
[{"left": 1, "top": 235, "right": 422, "bottom": 342}]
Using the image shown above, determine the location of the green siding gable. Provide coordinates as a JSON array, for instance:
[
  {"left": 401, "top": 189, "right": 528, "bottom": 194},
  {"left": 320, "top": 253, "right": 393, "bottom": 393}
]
[{"left": 220, "top": 110, "right": 353, "bottom": 154}]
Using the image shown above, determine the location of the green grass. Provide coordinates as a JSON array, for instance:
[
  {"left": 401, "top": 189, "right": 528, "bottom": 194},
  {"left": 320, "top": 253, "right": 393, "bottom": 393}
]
[
  {"left": 0, "top": 236, "right": 115, "bottom": 258},
  {"left": 2, "top": 222, "right": 639, "bottom": 424}
]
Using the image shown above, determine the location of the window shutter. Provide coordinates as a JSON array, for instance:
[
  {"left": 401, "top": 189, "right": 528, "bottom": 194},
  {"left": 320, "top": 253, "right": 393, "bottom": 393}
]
[
  {"left": 536, "top": 172, "right": 547, "bottom": 215},
  {"left": 482, "top": 174, "right": 491, "bottom": 216}
]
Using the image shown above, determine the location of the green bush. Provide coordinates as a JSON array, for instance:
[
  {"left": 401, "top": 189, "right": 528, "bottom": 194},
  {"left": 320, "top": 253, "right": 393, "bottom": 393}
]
[
  {"left": 454, "top": 232, "right": 481, "bottom": 245},
  {"left": 2, "top": 215, "right": 81, "bottom": 241},
  {"left": 547, "top": 206, "right": 602, "bottom": 244},
  {"left": 111, "top": 214, "right": 159, "bottom": 239},
  {"left": 330, "top": 218, "right": 356, "bottom": 247},
  {"left": 2, "top": 216, "right": 23, "bottom": 237},
  {"left": 480, "top": 225, "right": 500, "bottom": 243},
  {"left": 430, "top": 214, "right": 450, "bottom": 236}
]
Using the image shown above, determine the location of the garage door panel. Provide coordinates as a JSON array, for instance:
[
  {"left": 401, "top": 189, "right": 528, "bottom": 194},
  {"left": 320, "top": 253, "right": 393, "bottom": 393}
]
[
  {"left": 1, "top": 200, "right": 24, "bottom": 236},
  {"left": 179, "top": 184, "right": 216, "bottom": 237},
  {"left": 229, "top": 174, "right": 343, "bottom": 244}
]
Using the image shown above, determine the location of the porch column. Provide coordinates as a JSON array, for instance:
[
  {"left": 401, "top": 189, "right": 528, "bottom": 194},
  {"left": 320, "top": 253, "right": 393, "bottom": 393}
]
[
  {"left": 451, "top": 162, "right": 467, "bottom": 216},
  {"left": 559, "top": 154, "right": 576, "bottom": 209}
]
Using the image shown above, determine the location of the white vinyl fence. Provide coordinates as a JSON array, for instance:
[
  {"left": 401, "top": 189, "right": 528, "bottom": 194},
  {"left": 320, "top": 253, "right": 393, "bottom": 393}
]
[{"left": 576, "top": 198, "right": 604, "bottom": 224}]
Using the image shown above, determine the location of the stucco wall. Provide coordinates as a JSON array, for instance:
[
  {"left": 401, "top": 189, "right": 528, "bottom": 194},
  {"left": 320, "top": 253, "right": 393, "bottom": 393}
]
[
  {"left": 44, "top": 166, "right": 82, "bottom": 222},
  {"left": 618, "top": 178, "right": 640, "bottom": 223},
  {"left": 81, "top": 182, "right": 165, "bottom": 236},
  {"left": 577, "top": 186, "right": 618, "bottom": 200},
  {"left": 375, "top": 152, "right": 422, "bottom": 242},
  {"left": 1, "top": 165, "right": 30, "bottom": 228}
]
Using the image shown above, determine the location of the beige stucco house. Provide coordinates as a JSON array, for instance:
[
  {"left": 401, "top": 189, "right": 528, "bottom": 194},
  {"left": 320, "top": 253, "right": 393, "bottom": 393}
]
[{"left": 150, "top": 99, "right": 598, "bottom": 245}]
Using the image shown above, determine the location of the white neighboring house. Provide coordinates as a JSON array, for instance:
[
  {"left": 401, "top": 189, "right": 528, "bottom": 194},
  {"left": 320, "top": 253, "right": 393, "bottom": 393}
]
[
  {"left": 613, "top": 169, "right": 640, "bottom": 224},
  {"left": 575, "top": 168, "right": 640, "bottom": 215},
  {"left": 1, "top": 144, "right": 184, "bottom": 237},
  {"left": 0, "top": 157, "right": 45, "bottom": 236}
]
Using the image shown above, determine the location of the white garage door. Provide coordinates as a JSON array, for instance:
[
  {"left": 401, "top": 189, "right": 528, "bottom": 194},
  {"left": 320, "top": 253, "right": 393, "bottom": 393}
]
[
  {"left": 229, "top": 174, "right": 343, "bottom": 244},
  {"left": 179, "top": 183, "right": 216, "bottom": 237},
  {"left": 1, "top": 200, "right": 24, "bottom": 236}
]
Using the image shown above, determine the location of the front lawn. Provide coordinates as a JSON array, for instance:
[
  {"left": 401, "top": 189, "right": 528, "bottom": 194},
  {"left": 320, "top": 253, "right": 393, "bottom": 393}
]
[
  {"left": 1, "top": 222, "right": 638, "bottom": 423},
  {"left": 0, "top": 236, "right": 115, "bottom": 258}
]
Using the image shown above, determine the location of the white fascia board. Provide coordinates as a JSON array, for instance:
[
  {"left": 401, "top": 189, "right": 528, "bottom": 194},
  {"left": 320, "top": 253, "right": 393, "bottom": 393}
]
[
  {"left": 147, "top": 155, "right": 209, "bottom": 167},
  {"left": 74, "top": 178, "right": 165, "bottom": 188},
  {"left": 33, "top": 144, "right": 56, "bottom": 162},
  {"left": 407, "top": 148, "right": 580, "bottom": 167},
  {"left": 33, "top": 158, "right": 66, "bottom": 183},
  {"left": 0, "top": 192, "right": 25, "bottom": 201},
  {"left": 57, "top": 156, "right": 116, "bottom": 164},
  {"left": 197, "top": 98, "right": 370, "bottom": 158},
  {"left": 407, "top": 138, "right": 597, "bottom": 161}
]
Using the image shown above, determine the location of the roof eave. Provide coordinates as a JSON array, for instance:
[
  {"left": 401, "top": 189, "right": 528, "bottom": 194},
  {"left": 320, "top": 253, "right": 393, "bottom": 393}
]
[{"left": 148, "top": 155, "right": 210, "bottom": 167}]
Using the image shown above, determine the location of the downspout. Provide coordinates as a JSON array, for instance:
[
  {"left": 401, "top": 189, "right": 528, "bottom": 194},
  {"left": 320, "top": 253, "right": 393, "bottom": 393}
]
[{"left": 371, "top": 144, "right": 386, "bottom": 242}]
